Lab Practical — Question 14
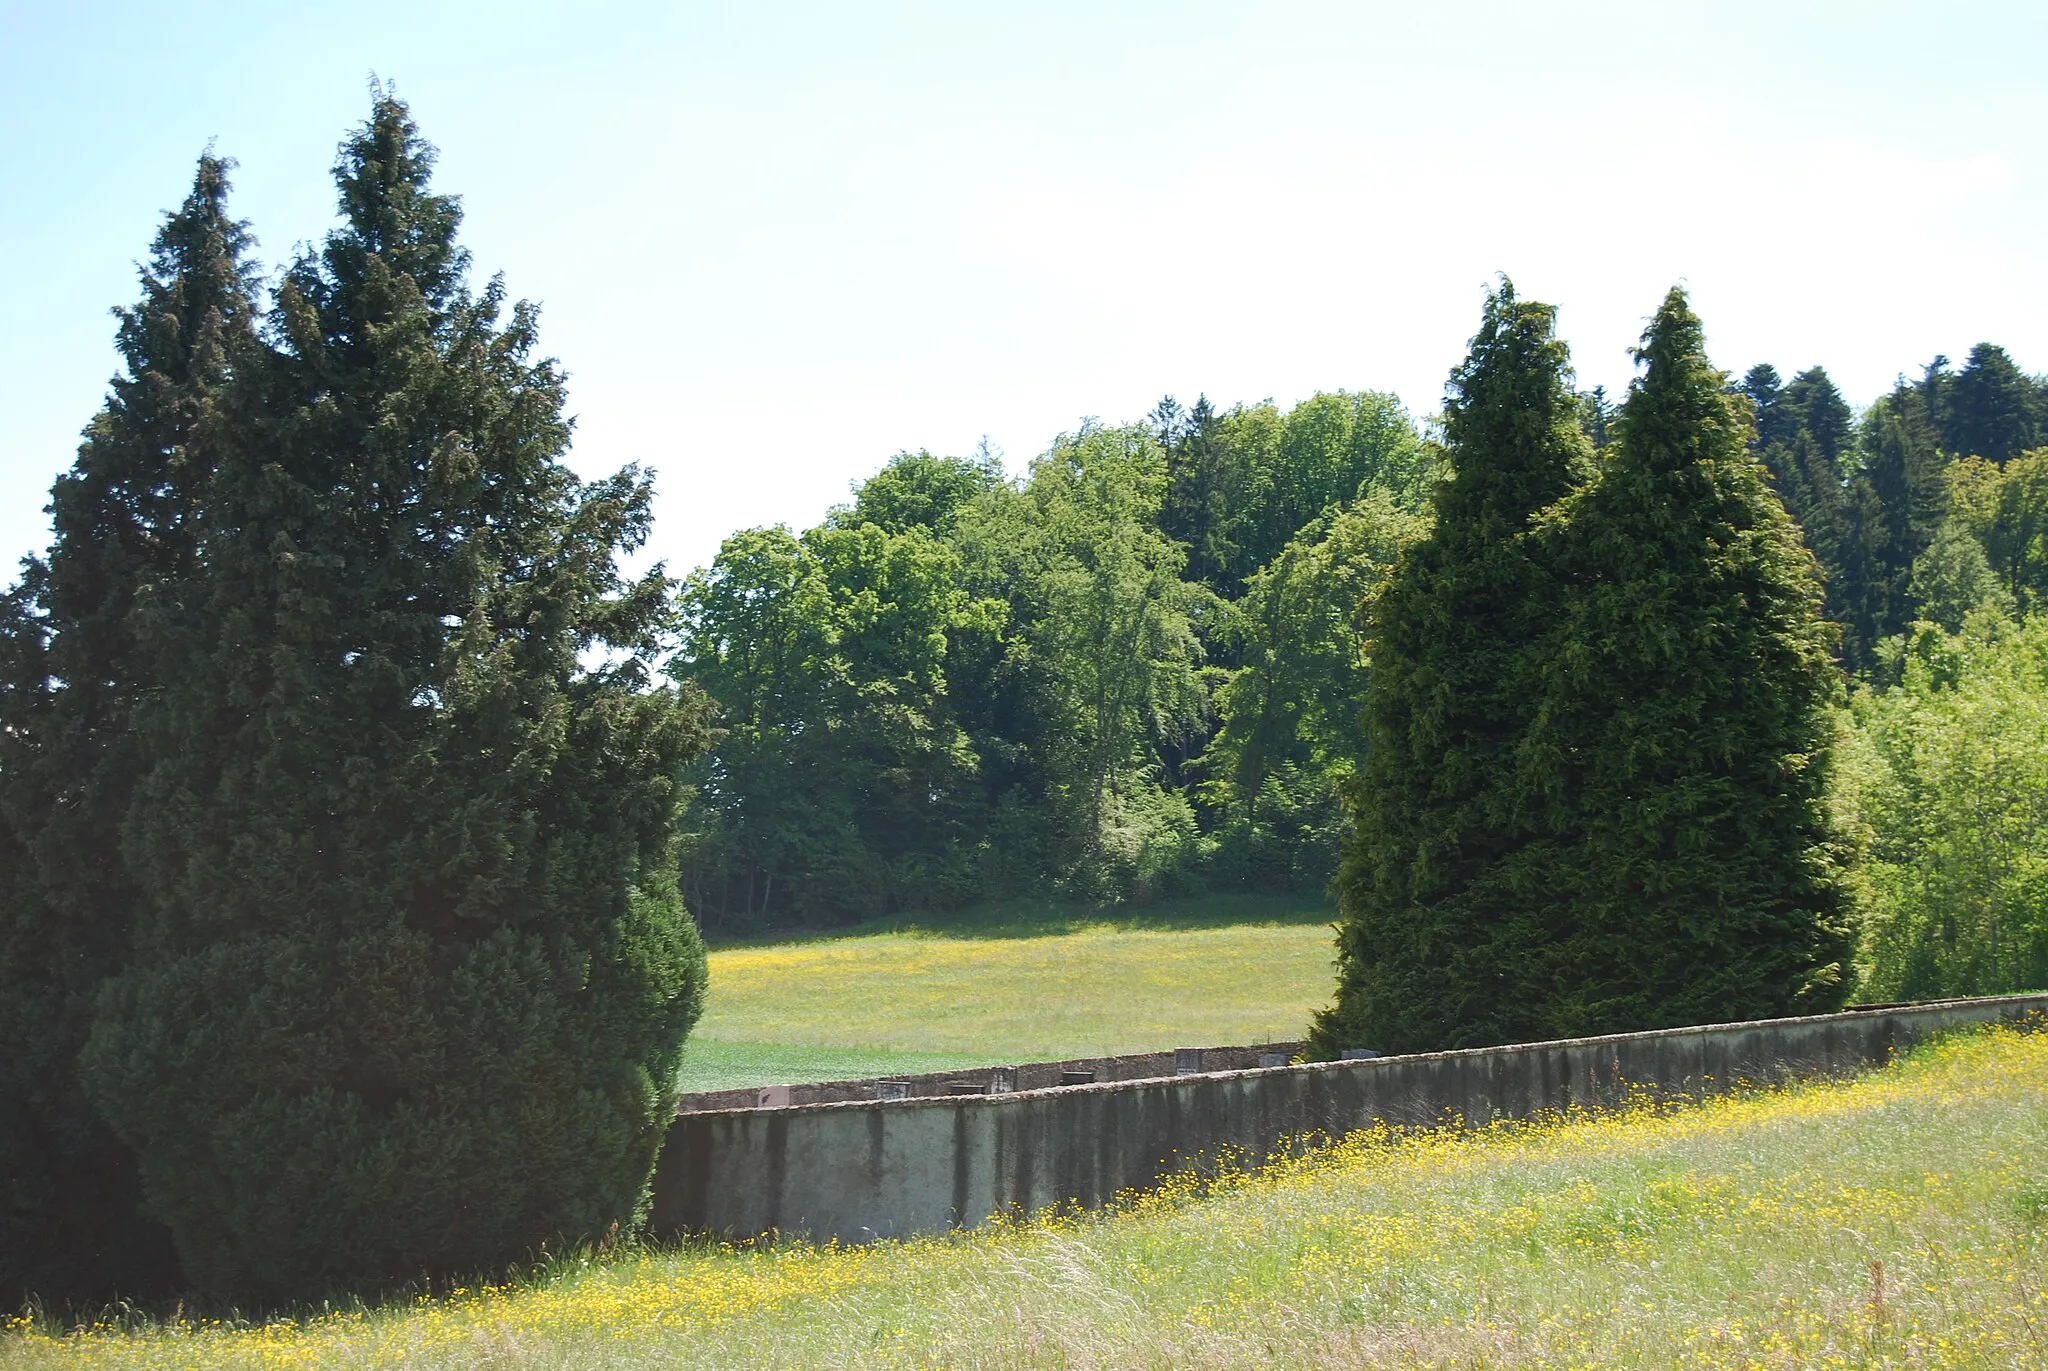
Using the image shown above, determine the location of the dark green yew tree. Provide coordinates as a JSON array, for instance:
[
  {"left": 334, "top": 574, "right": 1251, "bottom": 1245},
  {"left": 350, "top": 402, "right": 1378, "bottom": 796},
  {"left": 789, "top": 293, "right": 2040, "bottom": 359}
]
[
  {"left": 78, "top": 96, "right": 710, "bottom": 1303},
  {"left": 1308, "top": 282, "right": 1595, "bottom": 1057},
  {"left": 1528, "top": 288, "right": 1854, "bottom": 1034},
  {"left": 1, "top": 156, "right": 257, "bottom": 1305}
]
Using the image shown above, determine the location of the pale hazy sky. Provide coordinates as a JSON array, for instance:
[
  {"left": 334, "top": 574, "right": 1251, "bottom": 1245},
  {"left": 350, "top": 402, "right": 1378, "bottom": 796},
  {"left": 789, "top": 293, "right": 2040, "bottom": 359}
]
[{"left": 3, "top": 1, "right": 2043, "bottom": 580}]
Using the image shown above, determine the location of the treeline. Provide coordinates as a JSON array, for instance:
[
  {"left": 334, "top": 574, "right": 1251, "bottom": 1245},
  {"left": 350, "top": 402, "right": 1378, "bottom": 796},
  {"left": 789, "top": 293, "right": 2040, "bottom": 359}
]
[
  {"left": 671, "top": 396, "right": 1433, "bottom": 926},
  {"left": 1737, "top": 350, "right": 2048, "bottom": 668},
  {"left": 674, "top": 331, "right": 2048, "bottom": 937}
]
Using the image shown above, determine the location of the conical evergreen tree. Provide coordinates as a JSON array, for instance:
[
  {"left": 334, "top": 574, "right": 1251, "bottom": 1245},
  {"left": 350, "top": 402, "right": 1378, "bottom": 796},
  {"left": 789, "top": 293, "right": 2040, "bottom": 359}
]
[
  {"left": 1529, "top": 288, "right": 1854, "bottom": 1032},
  {"left": 1, "top": 155, "right": 257, "bottom": 1305},
  {"left": 1862, "top": 380, "right": 1950, "bottom": 640},
  {"left": 80, "top": 94, "right": 711, "bottom": 1302},
  {"left": 1308, "top": 282, "right": 1595, "bottom": 1057},
  {"left": 1947, "top": 343, "right": 2045, "bottom": 465}
]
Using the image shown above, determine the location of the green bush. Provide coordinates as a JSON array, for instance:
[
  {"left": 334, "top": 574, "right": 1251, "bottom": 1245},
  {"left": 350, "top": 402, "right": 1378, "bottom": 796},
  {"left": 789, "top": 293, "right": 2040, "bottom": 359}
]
[{"left": 1844, "top": 609, "right": 2048, "bottom": 998}]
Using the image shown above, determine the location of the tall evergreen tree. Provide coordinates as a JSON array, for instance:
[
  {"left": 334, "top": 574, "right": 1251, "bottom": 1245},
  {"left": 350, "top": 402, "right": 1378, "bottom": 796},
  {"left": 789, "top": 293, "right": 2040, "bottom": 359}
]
[
  {"left": 1740, "top": 364, "right": 1789, "bottom": 448},
  {"left": 1308, "top": 282, "right": 1595, "bottom": 1057},
  {"left": 1, "top": 155, "right": 257, "bottom": 1305},
  {"left": 1861, "top": 378, "right": 1951, "bottom": 638},
  {"left": 78, "top": 95, "right": 710, "bottom": 1303},
  {"left": 1743, "top": 363, "right": 1900, "bottom": 672},
  {"left": 1528, "top": 288, "right": 1854, "bottom": 1033},
  {"left": 1945, "top": 343, "right": 2045, "bottom": 465},
  {"left": 1777, "top": 367, "right": 1855, "bottom": 469}
]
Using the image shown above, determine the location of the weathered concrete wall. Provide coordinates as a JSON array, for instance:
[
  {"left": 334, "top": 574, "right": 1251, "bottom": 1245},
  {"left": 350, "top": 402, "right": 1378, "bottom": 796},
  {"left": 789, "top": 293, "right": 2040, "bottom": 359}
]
[{"left": 649, "top": 995, "right": 2048, "bottom": 1244}]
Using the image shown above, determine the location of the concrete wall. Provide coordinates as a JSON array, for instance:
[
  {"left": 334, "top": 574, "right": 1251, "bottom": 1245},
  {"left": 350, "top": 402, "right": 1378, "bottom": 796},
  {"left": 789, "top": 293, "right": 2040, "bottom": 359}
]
[
  {"left": 649, "top": 995, "right": 2048, "bottom": 1244},
  {"left": 676, "top": 1042, "right": 1303, "bottom": 1113}
]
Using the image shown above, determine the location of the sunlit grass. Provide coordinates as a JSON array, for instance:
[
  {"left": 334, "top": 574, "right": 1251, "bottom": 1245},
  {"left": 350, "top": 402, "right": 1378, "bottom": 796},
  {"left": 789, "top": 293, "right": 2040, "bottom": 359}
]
[
  {"left": 13, "top": 1021, "right": 2045, "bottom": 1368},
  {"left": 681, "top": 895, "right": 1336, "bottom": 1090},
  {"left": 673, "top": 1040, "right": 987, "bottom": 1094}
]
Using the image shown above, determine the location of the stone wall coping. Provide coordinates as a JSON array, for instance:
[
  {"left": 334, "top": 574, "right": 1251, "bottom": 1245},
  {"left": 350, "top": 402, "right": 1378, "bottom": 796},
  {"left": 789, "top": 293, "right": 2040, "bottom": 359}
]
[{"left": 674, "top": 991, "right": 2048, "bottom": 1121}]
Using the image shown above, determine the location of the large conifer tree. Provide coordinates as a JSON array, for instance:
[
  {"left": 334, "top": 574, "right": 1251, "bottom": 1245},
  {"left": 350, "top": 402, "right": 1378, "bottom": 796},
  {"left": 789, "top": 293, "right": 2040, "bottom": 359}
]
[
  {"left": 1308, "top": 283, "right": 1595, "bottom": 1057},
  {"left": 1528, "top": 288, "right": 1853, "bottom": 1032},
  {"left": 1, "top": 156, "right": 256, "bottom": 1305},
  {"left": 79, "top": 94, "right": 710, "bottom": 1302}
]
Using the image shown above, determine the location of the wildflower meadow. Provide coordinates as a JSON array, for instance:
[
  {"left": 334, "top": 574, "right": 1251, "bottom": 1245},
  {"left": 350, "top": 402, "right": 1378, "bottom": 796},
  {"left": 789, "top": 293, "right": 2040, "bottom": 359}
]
[{"left": 8, "top": 1021, "right": 2044, "bottom": 1369}]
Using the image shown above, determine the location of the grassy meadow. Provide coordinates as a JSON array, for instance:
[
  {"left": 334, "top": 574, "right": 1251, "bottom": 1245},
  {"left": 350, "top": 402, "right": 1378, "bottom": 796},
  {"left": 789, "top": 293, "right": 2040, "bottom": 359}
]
[
  {"left": 677, "top": 894, "right": 1338, "bottom": 1092},
  {"left": 10, "top": 1021, "right": 2044, "bottom": 1368}
]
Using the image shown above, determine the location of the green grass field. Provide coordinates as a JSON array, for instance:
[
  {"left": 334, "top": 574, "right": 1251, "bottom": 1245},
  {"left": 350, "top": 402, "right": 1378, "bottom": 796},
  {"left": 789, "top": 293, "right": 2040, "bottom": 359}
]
[
  {"left": 15, "top": 1022, "right": 2045, "bottom": 1368},
  {"left": 677, "top": 894, "right": 1338, "bottom": 1092}
]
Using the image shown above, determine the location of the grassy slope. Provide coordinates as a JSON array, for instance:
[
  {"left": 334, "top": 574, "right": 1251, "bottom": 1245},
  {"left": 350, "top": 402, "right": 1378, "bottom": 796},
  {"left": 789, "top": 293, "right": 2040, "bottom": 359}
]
[
  {"left": 16, "top": 1024, "right": 2046, "bottom": 1368},
  {"left": 679, "top": 894, "right": 1337, "bottom": 1092}
]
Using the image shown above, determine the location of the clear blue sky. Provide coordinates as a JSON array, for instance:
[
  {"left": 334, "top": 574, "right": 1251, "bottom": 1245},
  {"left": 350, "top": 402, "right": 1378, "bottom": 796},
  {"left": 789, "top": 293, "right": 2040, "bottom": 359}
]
[{"left": 3, "top": 1, "right": 2044, "bottom": 579}]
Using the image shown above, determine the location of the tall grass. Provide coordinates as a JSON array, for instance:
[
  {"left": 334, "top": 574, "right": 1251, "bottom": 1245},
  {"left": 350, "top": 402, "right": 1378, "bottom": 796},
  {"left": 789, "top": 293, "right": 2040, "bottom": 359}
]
[{"left": 11, "top": 1022, "right": 2044, "bottom": 1368}]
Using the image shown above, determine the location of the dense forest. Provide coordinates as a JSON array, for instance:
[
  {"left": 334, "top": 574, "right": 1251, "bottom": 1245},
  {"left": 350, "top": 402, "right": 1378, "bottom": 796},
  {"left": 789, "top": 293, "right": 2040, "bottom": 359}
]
[{"left": 672, "top": 335, "right": 2048, "bottom": 961}]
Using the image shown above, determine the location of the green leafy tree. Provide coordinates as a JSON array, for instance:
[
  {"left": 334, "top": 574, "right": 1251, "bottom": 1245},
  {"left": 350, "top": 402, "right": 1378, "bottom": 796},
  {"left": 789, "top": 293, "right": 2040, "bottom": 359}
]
[
  {"left": 0, "top": 155, "right": 258, "bottom": 1305},
  {"left": 1577, "top": 385, "right": 1614, "bottom": 452},
  {"left": 1309, "top": 282, "right": 1596, "bottom": 1056},
  {"left": 1949, "top": 449, "right": 2048, "bottom": 614},
  {"left": 831, "top": 447, "right": 1004, "bottom": 537},
  {"left": 78, "top": 96, "right": 710, "bottom": 1303},
  {"left": 1907, "top": 519, "right": 2013, "bottom": 632},
  {"left": 1526, "top": 287, "right": 1854, "bottom": 1035},
  {"left": 674, "top": 516, "right": 994, "bottom": 924},
  {"left": 1843, "top": 609, "right": 2048, "bottom": 998},
  {"left": 1157, "top": 391, "right": 1430, "bottom": 599},
  {"left": 1742, "top": 364, "right": 1899, "bottom": 671},
  {"left": 961, "top": 423, "right": 1210, "bottom": 897},
  {"left": 1198, "top": 492, "right": 1427, "bottom": 890},
  {"left": 673, "top": 526, "right": 842, "bottom": 923}
]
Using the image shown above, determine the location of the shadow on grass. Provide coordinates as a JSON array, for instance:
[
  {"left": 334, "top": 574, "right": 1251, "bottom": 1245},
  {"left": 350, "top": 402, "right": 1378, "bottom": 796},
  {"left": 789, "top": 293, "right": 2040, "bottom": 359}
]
[{"left": 701, "top": 891, "right": 1335, "bottom": 950}]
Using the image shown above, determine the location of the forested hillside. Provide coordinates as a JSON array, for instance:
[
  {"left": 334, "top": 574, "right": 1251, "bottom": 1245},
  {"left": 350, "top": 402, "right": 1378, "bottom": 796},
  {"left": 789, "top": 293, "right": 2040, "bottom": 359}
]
[{"left": 673, "top": 342, "right": 2048, "bottom": 941}]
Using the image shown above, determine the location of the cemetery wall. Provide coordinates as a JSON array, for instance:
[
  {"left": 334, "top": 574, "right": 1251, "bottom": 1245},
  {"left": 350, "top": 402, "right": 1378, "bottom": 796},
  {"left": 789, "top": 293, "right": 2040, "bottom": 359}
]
[{"left": 648, "top": 994, "right": 2048, "bottom": 1245}]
